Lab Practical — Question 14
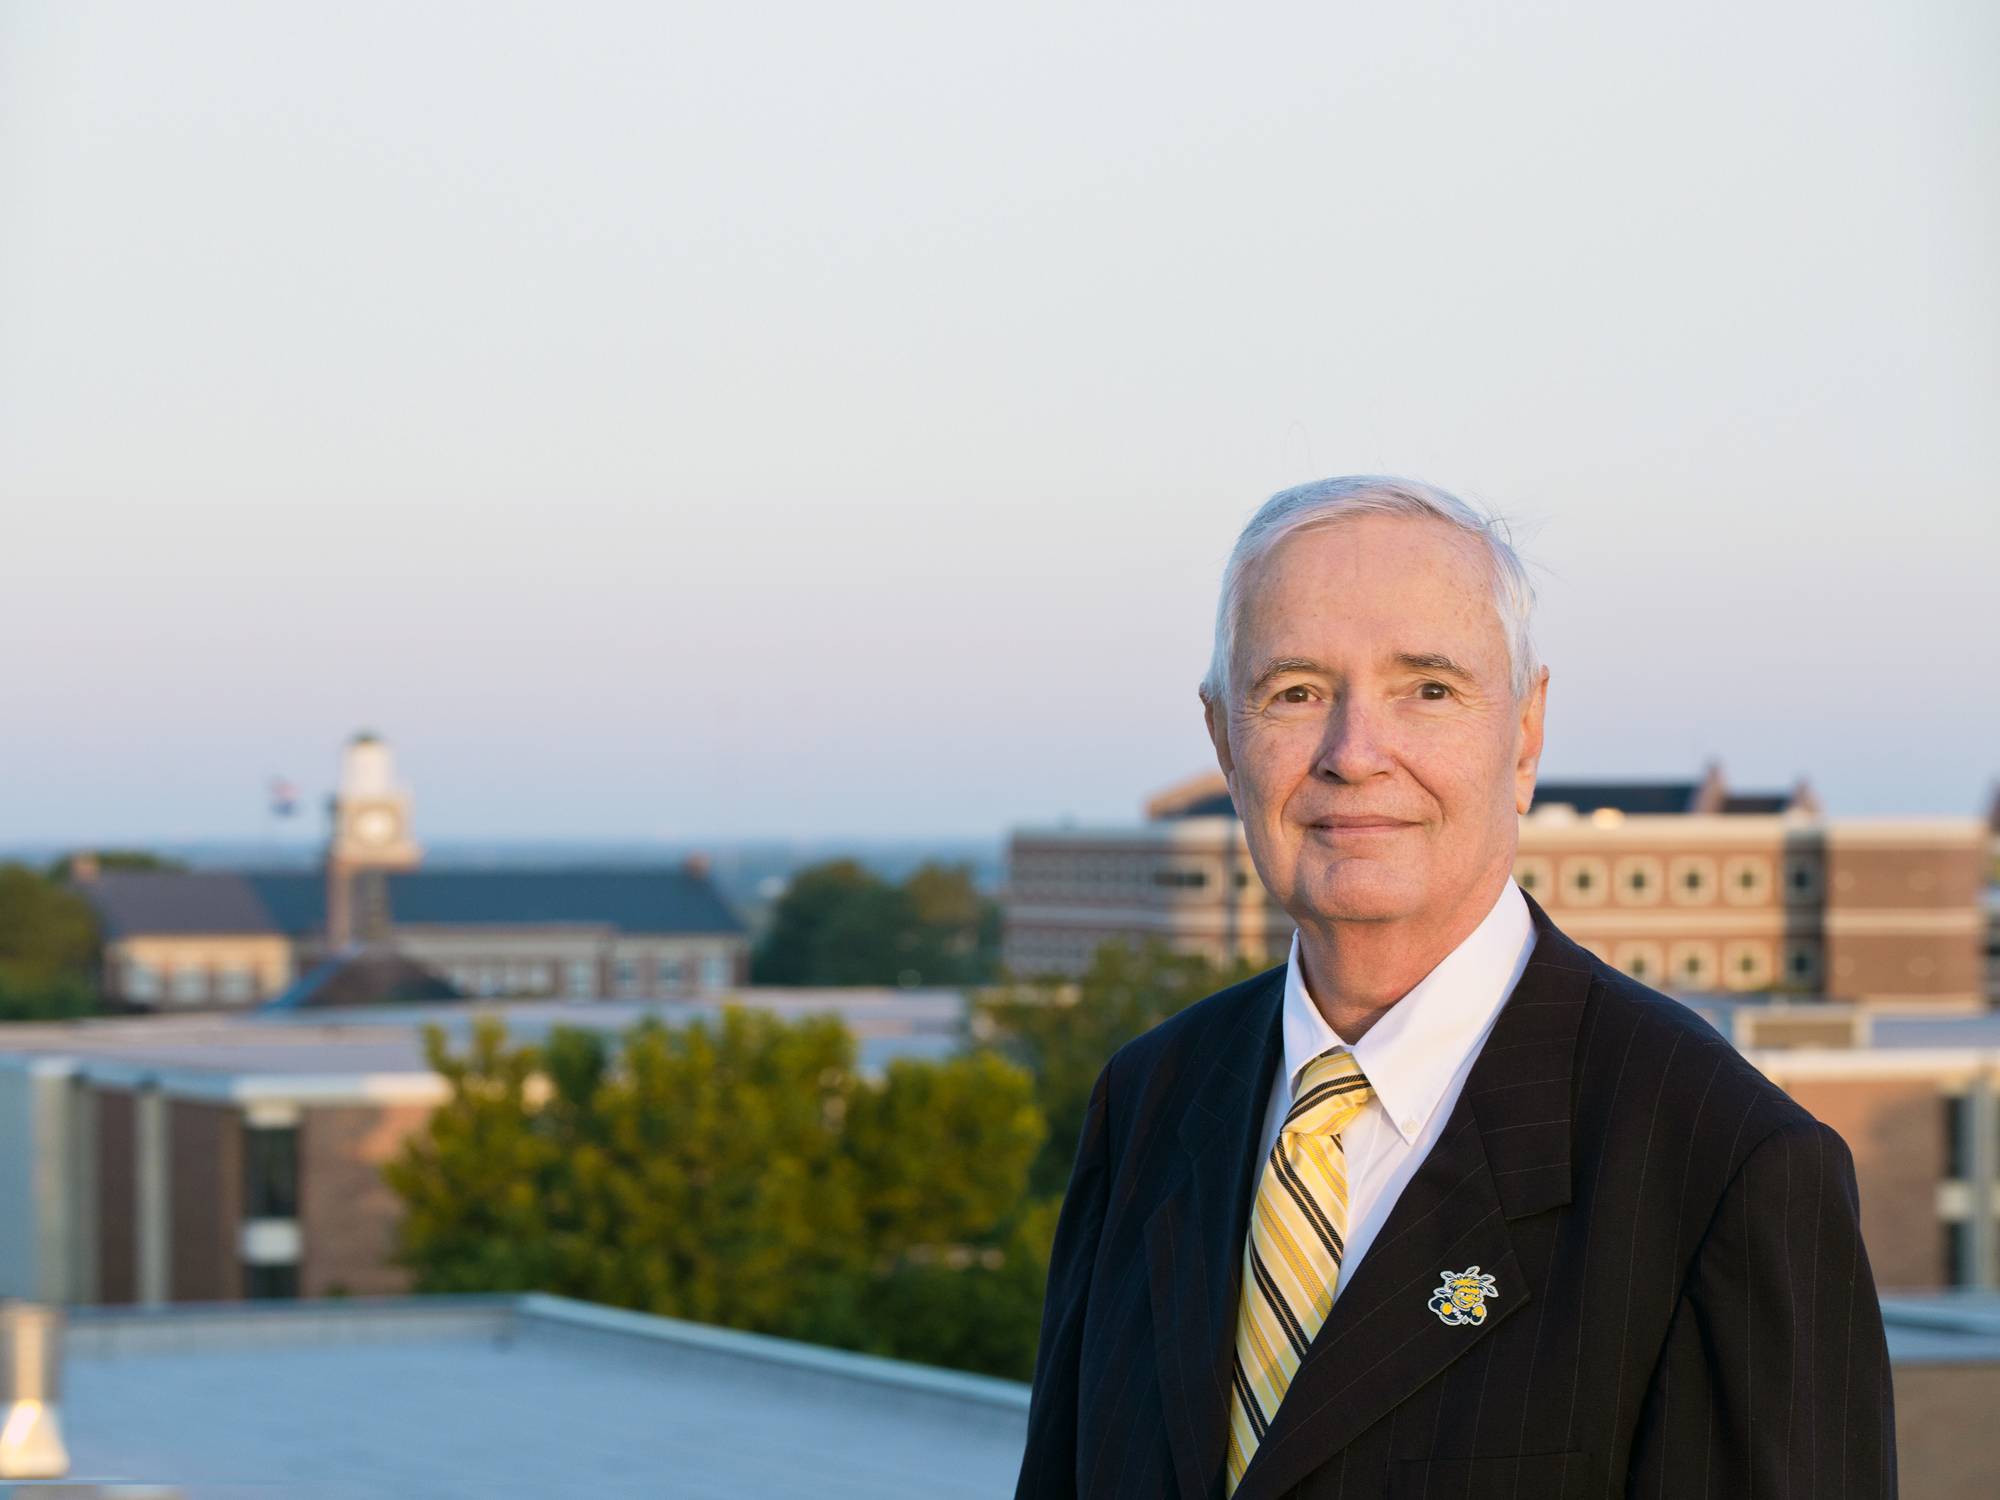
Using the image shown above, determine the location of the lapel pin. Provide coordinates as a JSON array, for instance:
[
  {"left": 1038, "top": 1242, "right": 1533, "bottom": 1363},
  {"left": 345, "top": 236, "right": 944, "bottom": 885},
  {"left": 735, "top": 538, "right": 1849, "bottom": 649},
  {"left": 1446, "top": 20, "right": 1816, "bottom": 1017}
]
[{"left": 1428, "top": 1266, "right": 1499, "bottom": 1326}]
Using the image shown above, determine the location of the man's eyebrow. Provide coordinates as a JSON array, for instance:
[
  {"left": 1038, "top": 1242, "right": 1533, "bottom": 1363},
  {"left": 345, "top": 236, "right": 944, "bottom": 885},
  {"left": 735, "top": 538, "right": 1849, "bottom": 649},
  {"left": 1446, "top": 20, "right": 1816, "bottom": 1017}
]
[
  {"left": 1244, "top": 656, "right": 1329, "bottom": 696},
  {"left": 1394, "top": 651, "right": 1477, "bottom": 682}
]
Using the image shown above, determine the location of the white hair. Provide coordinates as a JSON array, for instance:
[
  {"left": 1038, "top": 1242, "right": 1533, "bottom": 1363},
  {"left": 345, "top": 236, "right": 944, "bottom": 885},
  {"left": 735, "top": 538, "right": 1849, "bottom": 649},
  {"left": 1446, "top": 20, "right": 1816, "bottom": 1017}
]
[{"left": 1199, "top": 475, "right": 1541, "bottom": 706}]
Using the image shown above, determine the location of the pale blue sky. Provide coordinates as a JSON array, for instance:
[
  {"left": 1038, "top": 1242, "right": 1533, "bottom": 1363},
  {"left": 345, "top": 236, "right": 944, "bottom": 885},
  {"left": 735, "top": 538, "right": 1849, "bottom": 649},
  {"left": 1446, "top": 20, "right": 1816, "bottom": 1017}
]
[{"left": 2, "top": 1, "right": 1994, "bottom": 843}]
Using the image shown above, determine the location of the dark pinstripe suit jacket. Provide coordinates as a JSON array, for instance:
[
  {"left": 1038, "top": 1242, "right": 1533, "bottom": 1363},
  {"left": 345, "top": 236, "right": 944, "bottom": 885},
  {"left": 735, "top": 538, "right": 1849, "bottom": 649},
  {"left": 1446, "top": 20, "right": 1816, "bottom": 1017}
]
[{"left": 1015, "top": 888, "right": 1896, "bottom": 1499}]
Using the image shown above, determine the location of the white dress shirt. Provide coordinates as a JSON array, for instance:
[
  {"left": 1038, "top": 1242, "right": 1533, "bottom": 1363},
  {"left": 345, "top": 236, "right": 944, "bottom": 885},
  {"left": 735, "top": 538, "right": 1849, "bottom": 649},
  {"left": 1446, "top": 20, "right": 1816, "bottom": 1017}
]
[{"left": 1255, "top": 877, "right": 1537, "bottom": 1307}]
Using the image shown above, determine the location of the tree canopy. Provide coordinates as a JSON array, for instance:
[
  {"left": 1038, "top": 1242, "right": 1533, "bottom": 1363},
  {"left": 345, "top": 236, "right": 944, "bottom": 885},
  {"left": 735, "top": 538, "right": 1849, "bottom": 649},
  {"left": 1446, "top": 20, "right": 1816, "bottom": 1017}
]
[
  {"left": 385, "top": 1006, "right": 1048, "bottom": 1375},
  {"left": 751, "top": 859, "right": 1000, "bottom": 987},
  {"left": 0, "top": 863, "right": 103, "bottom": 1020}
]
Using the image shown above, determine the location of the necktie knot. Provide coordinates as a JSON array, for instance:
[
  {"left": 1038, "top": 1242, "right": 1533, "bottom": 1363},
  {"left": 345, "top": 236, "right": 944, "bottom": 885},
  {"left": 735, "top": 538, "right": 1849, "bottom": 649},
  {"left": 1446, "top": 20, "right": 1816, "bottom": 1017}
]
[{"left": 1283, "top": 1047, "right": 1372, "bottom": 1138}]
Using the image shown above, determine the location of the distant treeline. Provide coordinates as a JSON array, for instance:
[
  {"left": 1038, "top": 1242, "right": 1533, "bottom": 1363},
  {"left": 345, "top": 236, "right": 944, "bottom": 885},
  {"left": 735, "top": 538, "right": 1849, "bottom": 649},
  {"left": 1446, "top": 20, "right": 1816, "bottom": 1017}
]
[{"left": 750, "top": 858, "right": 1003, "bottom": 987}]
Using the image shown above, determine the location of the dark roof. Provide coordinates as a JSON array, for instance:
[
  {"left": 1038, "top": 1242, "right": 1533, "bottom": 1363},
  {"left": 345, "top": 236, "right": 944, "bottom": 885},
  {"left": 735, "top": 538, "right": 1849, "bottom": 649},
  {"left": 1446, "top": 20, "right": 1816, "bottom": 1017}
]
[
  {"left": 1157, "top": 788, "right": 1237, "bottom": 819},
  {"left": 87, "top": 869, "right": 744, "bottom": 940},
  {"left": 262, "top": 949, "right": 463, "bottom": 1011},
  {"left": 1721, "top": 792, "right": 1791, "bottom": 814},
  {"left": 1531, "top": 781, "right": 1699, "bottom": 815},
  {"left": 79, "top": 872, "right": 283, "bottom": 938}
]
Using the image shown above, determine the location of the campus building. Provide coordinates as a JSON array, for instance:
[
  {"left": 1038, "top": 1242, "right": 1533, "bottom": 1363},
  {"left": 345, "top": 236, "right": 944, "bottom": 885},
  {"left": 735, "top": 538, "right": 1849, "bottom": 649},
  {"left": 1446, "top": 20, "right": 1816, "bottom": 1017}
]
[
  {"left": 1003, "top": 763, "right": 1990, "bottom": 1005},
  {"left": 72, "top": 733, "right": 750, "bottom": 1009}
]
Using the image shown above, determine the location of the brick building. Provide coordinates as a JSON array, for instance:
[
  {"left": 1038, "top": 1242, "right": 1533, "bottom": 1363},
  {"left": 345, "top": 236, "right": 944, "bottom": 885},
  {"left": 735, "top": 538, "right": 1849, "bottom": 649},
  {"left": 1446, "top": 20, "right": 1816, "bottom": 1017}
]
[{"left": 1004, "top": 763, "right": 1990, "bottom": 1005}]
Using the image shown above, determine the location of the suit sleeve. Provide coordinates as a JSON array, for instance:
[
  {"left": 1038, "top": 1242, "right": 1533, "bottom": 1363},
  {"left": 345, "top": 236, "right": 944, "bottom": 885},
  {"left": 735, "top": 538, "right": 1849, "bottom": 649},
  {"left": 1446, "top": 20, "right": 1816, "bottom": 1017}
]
[
  {"left": 1626, "top": 1118, "right": 1897, "bottom": 1496},
  {"left": 1014, "top": 1060, "right": 1113, "bottom": 1500}
]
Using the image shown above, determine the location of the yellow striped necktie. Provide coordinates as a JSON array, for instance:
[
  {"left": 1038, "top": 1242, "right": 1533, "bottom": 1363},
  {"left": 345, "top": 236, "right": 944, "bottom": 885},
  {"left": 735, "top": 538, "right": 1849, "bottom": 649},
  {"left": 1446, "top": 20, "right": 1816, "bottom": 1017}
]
[{"left": 1225, "top": 1046, "right": 1373, "bottom": 1494}]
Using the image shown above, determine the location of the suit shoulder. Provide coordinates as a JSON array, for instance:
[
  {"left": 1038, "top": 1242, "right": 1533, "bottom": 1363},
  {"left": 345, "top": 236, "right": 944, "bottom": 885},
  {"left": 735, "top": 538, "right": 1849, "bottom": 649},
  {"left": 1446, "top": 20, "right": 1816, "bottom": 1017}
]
[{"left": 1576, "top": 958, "right": 1819, "bottom": 1154}]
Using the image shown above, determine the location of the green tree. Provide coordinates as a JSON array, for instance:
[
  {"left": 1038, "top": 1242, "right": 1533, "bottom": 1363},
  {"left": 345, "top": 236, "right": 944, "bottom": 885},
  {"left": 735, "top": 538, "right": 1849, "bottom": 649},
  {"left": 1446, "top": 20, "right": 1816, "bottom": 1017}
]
[
  {"left": 980, "top": 939, "right": 1262, "bottom": 1197},
  {"left": 899, "top": 862, "right": 1001, "bottom": 985},
  {"left": 385, "top": 1006, "right": 1049, "bottom": 1377},
  {"left": 751, "top": 859, "right": 1001, "bottom": 986},
  {"left": 0, "top": 863, "right": 102, "bottom": 1020}
]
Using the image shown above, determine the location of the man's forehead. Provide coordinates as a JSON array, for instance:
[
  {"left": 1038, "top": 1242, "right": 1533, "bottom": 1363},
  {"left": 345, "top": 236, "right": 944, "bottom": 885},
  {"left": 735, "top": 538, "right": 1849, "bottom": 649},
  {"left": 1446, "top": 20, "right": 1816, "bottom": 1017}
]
[{"left": 1236, "top": 522, "right": 1501, "bottom": 650}]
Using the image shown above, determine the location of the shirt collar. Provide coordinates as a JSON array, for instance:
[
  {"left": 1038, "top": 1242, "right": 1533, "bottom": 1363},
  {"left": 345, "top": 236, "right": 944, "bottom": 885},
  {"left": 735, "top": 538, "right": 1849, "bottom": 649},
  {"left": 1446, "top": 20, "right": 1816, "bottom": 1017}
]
[{"left": 1280, "top": 877, "right": 1538, "bottom": 1146}]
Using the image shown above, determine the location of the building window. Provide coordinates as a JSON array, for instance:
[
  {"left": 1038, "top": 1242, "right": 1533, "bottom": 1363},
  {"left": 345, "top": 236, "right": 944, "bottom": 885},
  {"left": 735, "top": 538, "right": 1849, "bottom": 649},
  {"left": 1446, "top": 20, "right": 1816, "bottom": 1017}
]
[
  {"left": 215, "top": 967, "right": 255, "bottom": 1004},
  {"left": 1561, "top": 858, "right": 1609, "bottom": 906},
  {"left": 1783, "top": 944, "right": 1819, "bottom": 988},
  {"left": 1944, "top": 1095, "right": 1969, "bottom": 1181},
  {"left": 1153, "top": 869, "right": 1209, "bottom": 889},
  {"left": 1615, "top": 942, "right": 1664, "bottom": 982},
  {"left": 1669, "top": 943, "right": 1717, "bottom": 989},
  {"left": 1784, "top": 859, "right": 1821, "bottom": 901},
  {"left": 1668, "top": 857, "right": 1717, "bottom": 905},
  {"left": 125, "top": 962, "right": 162, "bottom": 1003},
  {"left": 1943, "top": 1219, "right": 1969, "bottom": 1288},
  {"left": 614, "top": 958, "right": 640, "bottom": 997},
  {"left": 656, "top": 955, "right": 684, "bottom": 992},
  {"left": 566, "top": 960, "right": 596, "bottom": 999},
  {"left": 168, "top": 967, "right": 209, "bottom": 1004},
  {"left": 700, "top": 953, "right": 730, "bottom": 990},
  {"left": 245, "top": 1262, "right": 299, "bottom": 1300},
  {"left": 1614, "top": 857, "right": 1662, "bottom": 905},
  {"left": 244, "top": 1125, "right": 300, "bottom": 1220},
  {"left": 1723, "top": 857, "right": 1771, "bottom": 905},
  {"left": 1723, "top": 942, "right": 1771, "bottom": 990}
]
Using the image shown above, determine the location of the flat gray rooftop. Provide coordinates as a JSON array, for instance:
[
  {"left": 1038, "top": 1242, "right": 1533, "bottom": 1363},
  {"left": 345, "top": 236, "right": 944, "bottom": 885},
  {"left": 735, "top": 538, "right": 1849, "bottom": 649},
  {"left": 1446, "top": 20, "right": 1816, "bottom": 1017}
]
[
  {"left": 54, "top": 1295, "right": 1028, "bottom": 1499},
  {"left": 0, "top": 990, "right": 968, "bottom": 1091}
]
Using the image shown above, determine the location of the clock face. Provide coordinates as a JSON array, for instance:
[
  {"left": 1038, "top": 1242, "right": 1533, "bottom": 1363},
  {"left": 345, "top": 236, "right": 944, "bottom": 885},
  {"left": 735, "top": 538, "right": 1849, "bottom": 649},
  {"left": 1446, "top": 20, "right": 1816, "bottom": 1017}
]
[{"left": 352, "top": 806, "right": 400, "bottom": 846}]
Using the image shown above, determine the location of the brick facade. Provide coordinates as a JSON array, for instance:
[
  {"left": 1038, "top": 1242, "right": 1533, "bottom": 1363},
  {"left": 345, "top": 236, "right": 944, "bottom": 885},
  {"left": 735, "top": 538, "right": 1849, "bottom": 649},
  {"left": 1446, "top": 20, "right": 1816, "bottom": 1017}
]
[
  {"left": 168, "top": 1099, "right": 243, "bottom": 1301},
  {"left": 298, "top": 1103, "right": 435, "bottom": 1297}
]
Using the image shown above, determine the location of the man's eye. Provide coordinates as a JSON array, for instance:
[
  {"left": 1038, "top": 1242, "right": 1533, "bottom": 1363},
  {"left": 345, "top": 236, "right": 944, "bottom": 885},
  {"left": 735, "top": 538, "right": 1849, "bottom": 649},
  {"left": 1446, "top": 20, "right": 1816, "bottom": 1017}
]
[
  {"left": 1418, "top": 681, "right": 1452, "bottom": 701},
  {"left": 1275, "top": 686, "right": 1314, "bottom": 705}
]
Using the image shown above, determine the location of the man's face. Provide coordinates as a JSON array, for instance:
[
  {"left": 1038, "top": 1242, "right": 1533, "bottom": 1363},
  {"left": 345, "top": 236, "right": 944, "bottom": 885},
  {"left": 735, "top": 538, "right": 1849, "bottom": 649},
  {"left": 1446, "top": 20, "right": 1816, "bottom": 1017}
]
[{"left": 1205, "top": 513, "right": 1547, "bottom": 934}]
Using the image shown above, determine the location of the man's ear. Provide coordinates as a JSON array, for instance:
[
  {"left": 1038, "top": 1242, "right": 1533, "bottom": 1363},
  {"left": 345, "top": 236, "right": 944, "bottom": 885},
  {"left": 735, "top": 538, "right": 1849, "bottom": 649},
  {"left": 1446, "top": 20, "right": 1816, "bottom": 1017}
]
[
  {"left": 1514, "top": 666, "right": 1549, "bottom": 814},
  {"left": 1203, "top": 690, "right": 1236, "bottom": 778}
]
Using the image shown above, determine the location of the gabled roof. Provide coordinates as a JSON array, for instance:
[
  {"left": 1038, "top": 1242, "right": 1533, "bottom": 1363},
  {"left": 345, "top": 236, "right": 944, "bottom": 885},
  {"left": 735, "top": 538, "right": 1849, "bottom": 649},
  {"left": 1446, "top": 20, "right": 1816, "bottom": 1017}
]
[
  {"left": 1145, "top": 771, "right": 1236, "bottom": 820},
  {"left": 83, "top": 868, "right": 745, "bottom": 940},
  {"left": 263, "top": 949, "right": 463, "bottom": 1010},
  {"left": 79, "top": 872, "right": 284, "bottom": 938}
]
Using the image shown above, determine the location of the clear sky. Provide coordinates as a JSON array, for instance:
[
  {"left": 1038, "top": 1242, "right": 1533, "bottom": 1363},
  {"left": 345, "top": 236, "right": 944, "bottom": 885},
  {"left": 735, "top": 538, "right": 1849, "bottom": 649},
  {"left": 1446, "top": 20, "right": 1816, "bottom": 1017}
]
[{"left": 2, "top": 1, "right": 1994, "bottom": 844}]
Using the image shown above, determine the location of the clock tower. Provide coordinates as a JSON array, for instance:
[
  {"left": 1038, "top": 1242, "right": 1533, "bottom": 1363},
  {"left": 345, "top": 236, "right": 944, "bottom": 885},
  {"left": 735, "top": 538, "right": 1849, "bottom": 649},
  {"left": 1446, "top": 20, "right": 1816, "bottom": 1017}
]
[{"left": 325, "top": 731, "right": 423, "bottom": 949}]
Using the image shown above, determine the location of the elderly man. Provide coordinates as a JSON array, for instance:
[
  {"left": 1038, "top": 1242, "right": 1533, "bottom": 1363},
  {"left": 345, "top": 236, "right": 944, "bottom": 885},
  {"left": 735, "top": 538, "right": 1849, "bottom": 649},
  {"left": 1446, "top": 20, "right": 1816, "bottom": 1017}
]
[{"left": 1014, "top": 477, "right": 1895, "bottom": 1499}]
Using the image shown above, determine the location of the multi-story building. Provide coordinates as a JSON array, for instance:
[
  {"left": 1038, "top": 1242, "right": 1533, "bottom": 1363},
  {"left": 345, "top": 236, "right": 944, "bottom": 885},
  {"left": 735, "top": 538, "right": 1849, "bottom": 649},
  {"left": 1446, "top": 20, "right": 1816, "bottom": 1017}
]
[
  {"left": 1004, "top": 762, "right": 1989, "bottom": 1006},
  {"left": 73, "top": 732, "right": 750, "bottom": 1008}
]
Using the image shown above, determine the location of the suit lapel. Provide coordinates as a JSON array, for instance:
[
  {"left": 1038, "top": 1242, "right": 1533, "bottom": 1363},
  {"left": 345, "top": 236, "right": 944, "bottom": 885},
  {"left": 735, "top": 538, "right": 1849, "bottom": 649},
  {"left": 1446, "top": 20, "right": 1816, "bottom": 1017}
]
[
  {"left": 1230, "top": 890, "right": 1595, "bottom": 1500},
  {"left": 1145, "top": 966, "right": 1285, "bottom": 1500}
]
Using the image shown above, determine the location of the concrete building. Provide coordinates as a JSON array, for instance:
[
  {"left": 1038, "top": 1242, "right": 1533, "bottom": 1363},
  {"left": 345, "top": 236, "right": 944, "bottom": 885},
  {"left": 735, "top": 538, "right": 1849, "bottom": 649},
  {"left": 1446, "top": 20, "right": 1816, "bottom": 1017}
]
[
  {"left": 73, "top": 734, "right": 750, "bottom": 1009},
  {"left": 1005, "top": 763, "right": 1990, "bottom": 1005},
  {"left": 0, "top": 990, "right": 968, "bottom": 1310}
]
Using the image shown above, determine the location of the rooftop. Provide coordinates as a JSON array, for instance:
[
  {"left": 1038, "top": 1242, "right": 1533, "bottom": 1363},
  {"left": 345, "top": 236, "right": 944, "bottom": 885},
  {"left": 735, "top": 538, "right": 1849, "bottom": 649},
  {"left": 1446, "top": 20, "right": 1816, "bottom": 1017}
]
[
  {"left": 0, "top": 990, "right": 971, "bottom": 1100},
  {"left": 76, "top": 867, "right": 746, "bottom": 942},
  {"left": 33, "top": 1292, "right": 1998, "bottom": 1497},
  {"left": 47, "top": 1294, "right": 1029, "bottom": 1498}
]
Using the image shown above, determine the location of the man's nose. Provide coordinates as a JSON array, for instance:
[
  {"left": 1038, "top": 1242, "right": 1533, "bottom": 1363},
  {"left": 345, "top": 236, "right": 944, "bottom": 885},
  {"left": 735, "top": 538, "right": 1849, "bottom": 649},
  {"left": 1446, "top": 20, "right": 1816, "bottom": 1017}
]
[{"left": 1313, "top": 696, "right": 1395, "bottom": 783}]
